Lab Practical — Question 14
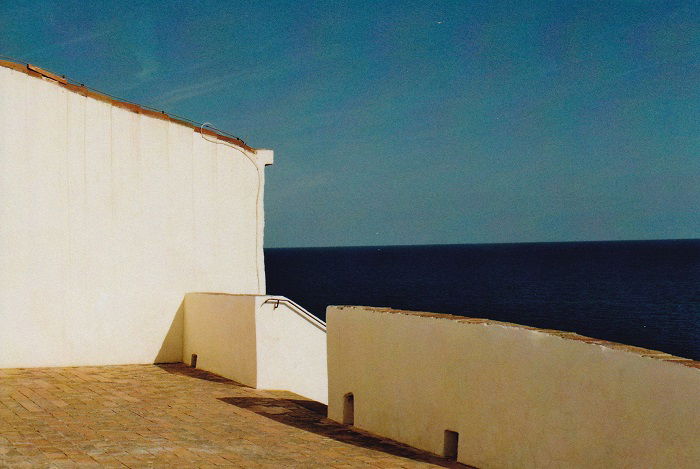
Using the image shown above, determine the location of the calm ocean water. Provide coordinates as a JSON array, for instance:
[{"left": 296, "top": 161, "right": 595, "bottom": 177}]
[{"left": 265, "top": 239, "right": 700, "bottom": 360}]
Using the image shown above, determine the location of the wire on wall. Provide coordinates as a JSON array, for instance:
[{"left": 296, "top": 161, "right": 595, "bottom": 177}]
[{"left": 199, "top": 122, "right": 264, "bottom": 294}]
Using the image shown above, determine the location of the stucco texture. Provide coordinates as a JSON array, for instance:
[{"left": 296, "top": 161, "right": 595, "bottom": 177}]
[
  {"left": 327, "top": 306, "right": 700, "bottom": 469},
  {"left": 0, "top": 65, "right": 268, "bottom": 367}
]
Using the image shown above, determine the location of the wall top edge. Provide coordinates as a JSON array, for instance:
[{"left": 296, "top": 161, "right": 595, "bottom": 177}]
[
  {"left": 185, "top": 292, "right": 266, "bottom": 298},
  {"left": 0, "top": 59, "right": 260, "bottom": 155},
  {"left": 329, "top": 305, "right": 700, "bottom": 369}
]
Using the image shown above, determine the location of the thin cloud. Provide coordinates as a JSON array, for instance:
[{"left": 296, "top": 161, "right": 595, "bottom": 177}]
[
  {"left": 134, "top": 50, "right": 160, "bottom": 82},
  {"left": 154, "top": 72, "right": 246, "bottom": 107},
  {"left": 153, "top": 65, "right": 272, "bottom": 107},
  {"left": 25, "top": 27, "right": 116, "bottom": 56}
]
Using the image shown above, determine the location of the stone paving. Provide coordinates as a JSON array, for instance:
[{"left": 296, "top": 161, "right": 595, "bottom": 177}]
[{"left": 0, "top": 364, "right": 471, "bottom": 468}]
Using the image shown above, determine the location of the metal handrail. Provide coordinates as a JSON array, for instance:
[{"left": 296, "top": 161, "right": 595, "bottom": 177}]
[{"left": 262, "top": 297, "right": 327, "bottom": 332}]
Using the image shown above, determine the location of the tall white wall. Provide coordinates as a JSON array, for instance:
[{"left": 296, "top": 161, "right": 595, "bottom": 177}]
[
  {"left": 0, "top": 65, "right": 269, "bottom": 367},
  {"left": 327, "top": 306, "right": 700, "bottom": 469}
]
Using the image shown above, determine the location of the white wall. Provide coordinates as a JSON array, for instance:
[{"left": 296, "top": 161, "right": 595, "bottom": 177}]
[
  {"left": 182, "top": 293, "right": 258, "bottom": 387},
  {"left": 255, "top": 297, "right": 328, "bottom": 403},
  {"left": 0, "top": 64, "right": 270, "bottom": 367},
  {"left": 327, "top": 306, "right": 700, "bottom": 469},
  {"left": 182, "top": 293, "right": 328, "bottom": 403}
]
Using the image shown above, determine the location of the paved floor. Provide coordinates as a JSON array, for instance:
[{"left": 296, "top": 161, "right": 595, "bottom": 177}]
[{"left": 0, "top": 364, "right": 470, "bottom": 468}]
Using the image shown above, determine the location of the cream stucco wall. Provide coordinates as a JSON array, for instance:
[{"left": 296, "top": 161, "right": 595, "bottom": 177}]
[
  {"left": 327, "top": 306, "right": 700, "bottom": 469},
  {"left": 182, "top": 293, "right": 258, "bottom": 387},
  {"left": 0, "top": 65, "right": 270, "bottom": 367},
  {"left": 182, "top": 293, "right": 328, "bottom": 403},
  {"left": 256, "top": 297, "right": 328, "bottom": 403}
]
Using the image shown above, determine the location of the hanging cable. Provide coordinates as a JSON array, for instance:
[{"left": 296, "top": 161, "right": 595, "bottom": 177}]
[{"left": 199, "top": 122, "right": 264, "bottom": 294}]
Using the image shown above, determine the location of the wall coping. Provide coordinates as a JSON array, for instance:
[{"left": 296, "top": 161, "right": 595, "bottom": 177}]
[
  {"left": 0, "top": 59, "right": 258, "bottom": 153},
  {"left": 331, "top": 305, "right": 699, "bottom": 369}
]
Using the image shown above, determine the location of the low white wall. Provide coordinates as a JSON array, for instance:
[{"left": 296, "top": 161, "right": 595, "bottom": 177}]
[
  {"left": 327, "top": 306, "right": 700, "bottom": 469},
  {"left": 0, "top": 63, "right": 270, "bottom": 367},
  {"left": 256, "top": 297, "right": 328, "bottom": 403},
  {"left": 182, "top": 293, "right": 258, "bottom": 387},
  {"left": 182, "top": 293, "right": 328, "bottom": 403}
]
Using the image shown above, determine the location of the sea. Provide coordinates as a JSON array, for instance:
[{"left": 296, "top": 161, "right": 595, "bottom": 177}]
[{"left": 265, "top": 239, "right": 700, "bottom": 361}]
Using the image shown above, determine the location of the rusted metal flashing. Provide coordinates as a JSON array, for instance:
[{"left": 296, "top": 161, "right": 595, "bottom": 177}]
[
  {"left": 0, "top": 60, "right": 256, "bottom": 153},
  {"left": 26, "top": 64, "right": 68, "bottom": 84}
]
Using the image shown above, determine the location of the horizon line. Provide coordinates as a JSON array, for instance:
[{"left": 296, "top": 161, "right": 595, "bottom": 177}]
[{"left": 265, "top": 237, "right": 700, "bottom": 250}]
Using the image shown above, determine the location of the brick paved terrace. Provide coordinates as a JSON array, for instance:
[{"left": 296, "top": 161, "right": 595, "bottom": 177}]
[{"left": 0, "top": 364, "right": 472, "bottom": 468}]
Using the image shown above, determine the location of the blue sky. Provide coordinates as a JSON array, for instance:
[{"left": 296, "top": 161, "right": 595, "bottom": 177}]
[{"left": 1, "top": 0, "right": 698, "bottom": 247}]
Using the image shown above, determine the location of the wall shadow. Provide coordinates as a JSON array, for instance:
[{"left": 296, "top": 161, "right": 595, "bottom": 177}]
[
  {"left": 154, "top": 299, "right": 185, "bottom": 363},
  {"left": 156, "top": 362, "right": 251, "bottom": 386},
  {"left": 218, "top": 396, "right": 475, "bottom": 468}
]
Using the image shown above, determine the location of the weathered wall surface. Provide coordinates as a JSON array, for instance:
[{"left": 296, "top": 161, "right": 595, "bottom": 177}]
[
  {"left": 327, "top": 306, "right": 700, "bottom": 469},
  {"left": 0, "top": 65, "right": 269, "bottom": 367},
  {"left": 182, "top": 293, "right": 328, "bottom": 403}
]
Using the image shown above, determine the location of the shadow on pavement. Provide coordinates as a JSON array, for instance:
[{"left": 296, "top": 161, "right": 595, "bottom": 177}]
[
  {"left": 219, "top": 396, "right": 476, "bottom": 469},
  {"left": 156, "top": 363, "right": 249, "bottom": 386}
]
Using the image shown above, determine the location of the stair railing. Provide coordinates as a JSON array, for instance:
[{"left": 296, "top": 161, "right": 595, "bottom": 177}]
[{"left": 261, "top": 297, "right": 327, "bottom": 332}]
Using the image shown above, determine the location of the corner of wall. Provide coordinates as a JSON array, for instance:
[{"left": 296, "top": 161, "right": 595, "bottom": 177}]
[
  {"left": 153, "top": 298, "right": 185, "bottom": 364},
  {"left": 256, "top": 149, "right": 274, "bottom": 166}
]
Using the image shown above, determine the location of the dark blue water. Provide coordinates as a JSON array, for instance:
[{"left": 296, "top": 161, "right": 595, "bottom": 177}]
[{"left": 265, "top": 239, "right": 700, "bottom": 360}]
